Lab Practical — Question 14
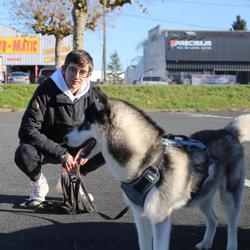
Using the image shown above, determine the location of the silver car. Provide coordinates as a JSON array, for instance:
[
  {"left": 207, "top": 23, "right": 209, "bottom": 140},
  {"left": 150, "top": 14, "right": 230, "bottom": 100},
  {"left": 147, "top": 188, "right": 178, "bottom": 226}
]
[
  {"left": 137, "top": 76, "right": 170, "bottom": 85},
  {"left": 37, "top": 67, "right": 56, "bottom": 84},
  {"left": 8, "top": 72, "right": 30, "bottom": 84}
]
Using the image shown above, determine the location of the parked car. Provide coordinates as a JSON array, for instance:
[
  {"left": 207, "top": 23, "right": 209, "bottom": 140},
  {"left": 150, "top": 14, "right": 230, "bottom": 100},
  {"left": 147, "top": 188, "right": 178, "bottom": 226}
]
[
  {"left": 137, "top": 76, "right": 170, "bottom": 85},
  {"left": 8, "top": 72, "right": 30, "bottom": 84},
  {"left": 37, "top": 67, "right": 56, "bottom": 84}
]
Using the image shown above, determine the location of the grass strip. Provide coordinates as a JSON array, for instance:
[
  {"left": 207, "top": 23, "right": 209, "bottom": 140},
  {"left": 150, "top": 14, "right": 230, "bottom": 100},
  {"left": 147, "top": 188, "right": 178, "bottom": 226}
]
[{"left": 0, "top": 84, "right": 249, "bottom": 111}]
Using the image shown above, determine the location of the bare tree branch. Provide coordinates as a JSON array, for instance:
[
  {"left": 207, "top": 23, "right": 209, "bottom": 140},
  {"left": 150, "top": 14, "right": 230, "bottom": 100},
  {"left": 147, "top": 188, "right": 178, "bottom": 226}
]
[{"left": 99, "top": 0, "right": 132, "bottom": 10}]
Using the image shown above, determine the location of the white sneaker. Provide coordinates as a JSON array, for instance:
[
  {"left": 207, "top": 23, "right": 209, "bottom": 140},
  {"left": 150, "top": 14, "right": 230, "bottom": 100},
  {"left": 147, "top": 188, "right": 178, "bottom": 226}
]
[
  {"left": 79, "top": 186, "right": 94, "bottom": 202},
  {"left": 29, "top": 173, "right": 49, "bottom": 205},
  {"left": 87, "top": 192, "right": 94, "bottom": 202}
]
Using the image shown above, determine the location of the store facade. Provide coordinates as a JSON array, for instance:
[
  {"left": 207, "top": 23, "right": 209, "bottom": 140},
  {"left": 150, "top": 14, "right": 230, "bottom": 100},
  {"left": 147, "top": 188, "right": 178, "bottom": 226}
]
[
  {"left": 125, "top": 26, "right": 250, "bottom": 84},
  {"left": 0, "top": 24, "right": 72, "bottom": 83}
]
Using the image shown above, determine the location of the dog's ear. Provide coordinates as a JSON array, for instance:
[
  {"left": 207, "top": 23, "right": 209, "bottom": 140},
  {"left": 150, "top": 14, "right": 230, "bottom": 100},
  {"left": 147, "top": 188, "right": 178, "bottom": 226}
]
[{"left": 92, "top": 86, "right": 108, "bottom": 112}]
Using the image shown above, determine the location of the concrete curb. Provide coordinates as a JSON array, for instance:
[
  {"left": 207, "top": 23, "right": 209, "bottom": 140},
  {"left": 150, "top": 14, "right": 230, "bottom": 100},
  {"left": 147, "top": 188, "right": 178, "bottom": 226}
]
[{"left": 0, "top": 108, "right": 25, "bottom": 112}]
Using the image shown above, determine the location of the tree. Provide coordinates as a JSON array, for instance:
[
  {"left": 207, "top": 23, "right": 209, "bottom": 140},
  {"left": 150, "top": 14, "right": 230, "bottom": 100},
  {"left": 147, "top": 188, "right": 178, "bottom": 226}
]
[
  {"left": 71, "top": 0, "right": 101, "bottom": 49},
  {"left": 107, "top": 50, "right": 123, "bottom": 84},
  {"left": 70, "top": 0, "right": 132, "bottom": 82},
  {"left": 11, "top": 0, "right": 72, "bottom": 68},
  {"left": 11, "top": 0, "right": 132, "bottom": 67},
  {"left": 231, "top": 15, "right": 247, "bottom": 31},
  {"left": 71, "top": 0, "right": 132, "bottom": 49},
  {"left": 10, "top": 0, "right": 161, "bottom": 67}
]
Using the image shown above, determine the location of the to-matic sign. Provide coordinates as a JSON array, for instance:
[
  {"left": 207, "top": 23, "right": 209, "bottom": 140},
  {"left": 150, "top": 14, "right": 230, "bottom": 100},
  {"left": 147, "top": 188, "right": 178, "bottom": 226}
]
[
  {"left": 169, "top": 40, "right": 212, "bottom": 50},
  {"left": 0, "top": 37, "right": 40, "bottom": 54}
]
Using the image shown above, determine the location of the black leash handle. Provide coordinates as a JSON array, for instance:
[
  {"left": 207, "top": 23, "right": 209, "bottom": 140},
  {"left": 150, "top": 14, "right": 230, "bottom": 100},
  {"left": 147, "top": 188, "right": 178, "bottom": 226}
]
[{"left": 74, "top": 166, "right": 129, "bottom": 220}]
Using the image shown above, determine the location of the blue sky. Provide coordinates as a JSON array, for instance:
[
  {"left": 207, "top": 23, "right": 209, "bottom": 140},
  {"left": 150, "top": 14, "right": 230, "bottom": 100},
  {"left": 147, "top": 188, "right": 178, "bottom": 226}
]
[
  {"left": 85, "top": 0, "right": 250, "bottom": 71},
  {"left": 1, "top": 0, "right": 250, "bottom": 71}
]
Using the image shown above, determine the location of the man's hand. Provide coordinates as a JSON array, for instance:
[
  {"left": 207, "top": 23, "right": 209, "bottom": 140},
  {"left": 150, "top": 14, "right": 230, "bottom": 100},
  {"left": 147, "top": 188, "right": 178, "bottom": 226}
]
[
  {"left": 61, "top": 149, "right": 89, "bottom": 172},
  {"left": 74, "top": 148, "right": 89, "bottom": 166},
  {"left": 62, "top": 153, "right": 77, "bottom": 172}
]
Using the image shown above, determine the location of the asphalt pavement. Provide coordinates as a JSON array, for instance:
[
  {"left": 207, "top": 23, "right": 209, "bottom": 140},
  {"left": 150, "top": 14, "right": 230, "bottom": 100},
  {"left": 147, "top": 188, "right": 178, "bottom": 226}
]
[{"left": 0, "top": 111, "right": 249, "bottom": 250}]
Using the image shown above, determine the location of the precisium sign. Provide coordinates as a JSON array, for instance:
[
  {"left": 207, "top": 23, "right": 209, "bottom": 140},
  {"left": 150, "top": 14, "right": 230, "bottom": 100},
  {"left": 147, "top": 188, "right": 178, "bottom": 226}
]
[{"left": 169, "top": 40, "right": 212, "bottom": 50}]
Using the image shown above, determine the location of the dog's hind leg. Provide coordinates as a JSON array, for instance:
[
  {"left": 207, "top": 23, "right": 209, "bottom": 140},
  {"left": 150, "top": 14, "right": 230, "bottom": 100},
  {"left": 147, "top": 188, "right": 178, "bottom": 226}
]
[
  {"left": 219, "top": 180, "right": 244, "bottom": 250},
  {"left": 196, "top": 193, "right": 218, "bottom": 250},
  {"left": 151, "top": 217, "right": 171, "bottom": 250},
  {"left": 132, "top": 207, "right": 153, "bottom": 250}
]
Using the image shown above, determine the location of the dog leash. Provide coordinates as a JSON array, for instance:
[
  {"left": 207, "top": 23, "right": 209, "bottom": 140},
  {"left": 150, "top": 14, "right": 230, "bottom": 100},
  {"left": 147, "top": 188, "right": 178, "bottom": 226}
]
[{"left": 74, "top": 166, "right": 130, "bottom": 221}]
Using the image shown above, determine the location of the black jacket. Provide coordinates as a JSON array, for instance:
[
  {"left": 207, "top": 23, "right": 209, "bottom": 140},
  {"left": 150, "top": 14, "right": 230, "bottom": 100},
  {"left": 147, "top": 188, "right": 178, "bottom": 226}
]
[{"left": 18, "top": 78, "right": 104, "bottom": 173}]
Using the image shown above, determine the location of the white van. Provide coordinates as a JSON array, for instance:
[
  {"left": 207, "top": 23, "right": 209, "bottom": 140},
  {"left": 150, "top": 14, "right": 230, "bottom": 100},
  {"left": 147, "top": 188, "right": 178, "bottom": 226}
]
[{"left": 137, "top": 76, "right": 170, "bottom": 85}]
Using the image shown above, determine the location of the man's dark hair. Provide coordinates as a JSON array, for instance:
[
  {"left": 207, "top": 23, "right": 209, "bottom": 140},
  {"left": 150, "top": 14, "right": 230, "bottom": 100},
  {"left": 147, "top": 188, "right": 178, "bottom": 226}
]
[{"left": 64, "top": 49, "right": 94, "bottom": 73}]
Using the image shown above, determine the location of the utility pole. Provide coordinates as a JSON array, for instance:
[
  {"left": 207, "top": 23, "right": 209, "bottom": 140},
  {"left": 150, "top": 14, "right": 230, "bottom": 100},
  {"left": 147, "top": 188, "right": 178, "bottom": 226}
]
[{"left": 101, "top": 5, "right": 107, "bottom": 83}]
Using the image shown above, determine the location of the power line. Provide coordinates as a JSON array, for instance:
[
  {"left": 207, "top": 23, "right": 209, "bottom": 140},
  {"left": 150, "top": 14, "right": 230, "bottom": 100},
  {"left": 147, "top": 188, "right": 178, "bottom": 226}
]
[
  {"left": 168, "top": 0, "right": 250, "bottom": 7},
  {"left": 118, "top": 13, "right": 225, "bottom": 30}
]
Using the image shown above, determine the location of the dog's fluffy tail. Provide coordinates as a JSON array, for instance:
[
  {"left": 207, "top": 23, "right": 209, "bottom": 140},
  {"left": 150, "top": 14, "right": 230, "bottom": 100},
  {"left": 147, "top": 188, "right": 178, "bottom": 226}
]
[{"left": 225, "top": 114, "right": 250, "bottom": 143}]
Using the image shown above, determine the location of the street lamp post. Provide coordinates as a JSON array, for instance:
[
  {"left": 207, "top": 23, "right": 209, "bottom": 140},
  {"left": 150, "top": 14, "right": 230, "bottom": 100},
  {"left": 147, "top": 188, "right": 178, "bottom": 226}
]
[{"left": 101, "top": 5, "right": 107, "bottom": 83}]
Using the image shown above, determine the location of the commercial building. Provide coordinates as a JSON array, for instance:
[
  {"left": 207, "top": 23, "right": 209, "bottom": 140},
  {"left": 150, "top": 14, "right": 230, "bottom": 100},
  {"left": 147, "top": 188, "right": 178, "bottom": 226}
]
[
  {"left": 0, "top": 23, "right": 72, "bottom": 82},
  {"left": 125, "top": 25, "right": 250, "bottom": 84}
]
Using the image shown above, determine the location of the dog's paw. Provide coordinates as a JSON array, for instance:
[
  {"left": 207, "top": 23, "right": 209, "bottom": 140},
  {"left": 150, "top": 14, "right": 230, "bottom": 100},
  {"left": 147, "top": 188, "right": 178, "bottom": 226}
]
[{"left": 195, "top": 240, "right": 212, "bottom": 250}]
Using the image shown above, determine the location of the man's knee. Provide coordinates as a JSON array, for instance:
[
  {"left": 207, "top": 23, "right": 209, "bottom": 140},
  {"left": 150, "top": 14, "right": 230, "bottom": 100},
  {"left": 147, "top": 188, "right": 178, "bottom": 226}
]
[
  {"left": 14, "top": 144, "right": 42, "bottom": 180},
  {"left": 15, "top": 144, "right": 39, "bottom": 166}
]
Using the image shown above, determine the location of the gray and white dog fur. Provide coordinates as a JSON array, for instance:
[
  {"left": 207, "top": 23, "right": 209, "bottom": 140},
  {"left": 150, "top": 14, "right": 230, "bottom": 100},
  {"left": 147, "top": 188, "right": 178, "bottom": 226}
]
[{"left": 65, "top": 88, "right": 250, "bottom": 250}]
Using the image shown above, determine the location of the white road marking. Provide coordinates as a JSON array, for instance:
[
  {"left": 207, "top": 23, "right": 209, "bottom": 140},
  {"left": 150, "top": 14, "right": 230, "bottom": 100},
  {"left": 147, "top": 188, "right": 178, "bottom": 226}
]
[
  {"left": 244, "top": 179, "right": 250, "bottom": 188},
  {"left": 183, "top": 113, "right": 233, "bottom": 119}
]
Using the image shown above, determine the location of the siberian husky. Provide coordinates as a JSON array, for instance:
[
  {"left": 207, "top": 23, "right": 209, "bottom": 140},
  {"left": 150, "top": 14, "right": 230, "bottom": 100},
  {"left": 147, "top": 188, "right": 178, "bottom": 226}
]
[{"left": 65, "top": 87, "right": 250, "bottom": 250}]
